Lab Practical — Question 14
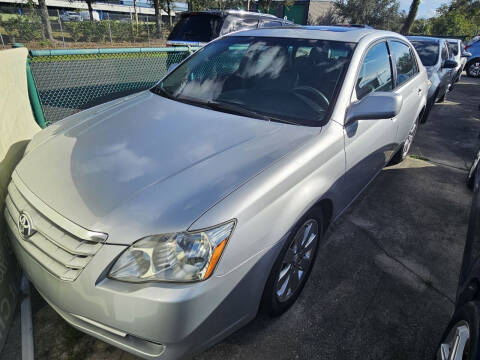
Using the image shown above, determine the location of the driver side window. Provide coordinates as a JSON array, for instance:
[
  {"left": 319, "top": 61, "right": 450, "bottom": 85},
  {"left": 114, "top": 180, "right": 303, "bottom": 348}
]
[{"left": 356, "top": 41, "right": 393, "bottom": 100}]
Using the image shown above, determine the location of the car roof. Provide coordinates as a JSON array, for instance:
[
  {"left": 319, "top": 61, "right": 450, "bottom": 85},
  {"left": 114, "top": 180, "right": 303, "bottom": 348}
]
[
  {"left": 179, "top": 10, "right": 281, "bottom": 19},
  {"left": 406, "top": 36, "right": 443, "bottom": 44},
  {"left": 232, "top": 26, "right": 396, "bottom": 43}
]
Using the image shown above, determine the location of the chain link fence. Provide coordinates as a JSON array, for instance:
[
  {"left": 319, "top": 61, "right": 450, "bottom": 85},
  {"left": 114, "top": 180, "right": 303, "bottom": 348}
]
[
  {"left": 0, "top": 5, "right": 177, "bottom": 49},
  {"left": 29, "top": 47, "right": 198, "bottom": 124}
]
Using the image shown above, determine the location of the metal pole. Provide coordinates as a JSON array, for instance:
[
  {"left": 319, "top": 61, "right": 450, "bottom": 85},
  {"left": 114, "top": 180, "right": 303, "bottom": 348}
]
[
  {"left": 107, "top": 12, "right": 112, "bottom": 44},
  {"left": 146, "top": 15, "right": 150, "bottom": 46},
  {"left": 57, "top": 9, "right": 65, "bottom": 48},
  {"left": 0, "top": 33, "right": 4, "bottom": 48},
  {"left": 26, "top": 57, "right": 47, "bottom": 128}
]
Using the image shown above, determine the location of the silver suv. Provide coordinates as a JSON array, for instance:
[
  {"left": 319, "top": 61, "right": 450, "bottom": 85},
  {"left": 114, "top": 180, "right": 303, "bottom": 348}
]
[{"left": 5, "top": 26, "right": 428, "bottom": 359}]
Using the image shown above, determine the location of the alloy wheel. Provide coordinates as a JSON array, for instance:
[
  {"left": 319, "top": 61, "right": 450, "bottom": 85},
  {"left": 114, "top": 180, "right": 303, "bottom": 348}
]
[
  {"left": 276, "top": 219, "right": 319, "bottom": 303},
  {"left": 438, "top": 321, "right": 470, "bottom": 360},
  {"left": 469, "top": 61, "right": 480, "bottom": 77}
]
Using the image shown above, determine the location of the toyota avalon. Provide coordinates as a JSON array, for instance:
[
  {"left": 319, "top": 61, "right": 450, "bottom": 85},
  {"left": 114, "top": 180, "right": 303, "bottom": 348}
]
[{"left": 4, "top": 26, "right": 428, "bottom": 359}]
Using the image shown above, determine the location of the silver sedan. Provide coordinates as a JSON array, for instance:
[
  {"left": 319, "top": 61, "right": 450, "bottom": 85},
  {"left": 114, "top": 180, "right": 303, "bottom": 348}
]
[{"left": 5, "top": 26, "right": 428, "bottom": 359}]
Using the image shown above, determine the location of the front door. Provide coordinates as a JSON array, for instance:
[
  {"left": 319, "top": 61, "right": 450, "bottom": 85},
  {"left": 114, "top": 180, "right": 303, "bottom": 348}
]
[{"left": 343, "top": 40, "right": 398, "bottom": 201}]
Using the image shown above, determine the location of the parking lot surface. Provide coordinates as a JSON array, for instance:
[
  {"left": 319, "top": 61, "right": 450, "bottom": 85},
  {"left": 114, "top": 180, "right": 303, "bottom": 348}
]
[{"left": 1, "top": 77, "right": 480, "bottom": 360}]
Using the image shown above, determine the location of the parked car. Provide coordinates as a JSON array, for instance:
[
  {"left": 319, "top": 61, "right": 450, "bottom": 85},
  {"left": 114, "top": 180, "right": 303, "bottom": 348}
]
[
  {"left": 446, "top": 38, "right": 469, "bottom": 85},
  {"left": 5, "top": 26, "right": 428, "bottom": 360},
  {"left": 79, "top": 10, "right": 100, "bottom": 21},
  {"left": 166, "top": 10, "right": 294, "bottom": 47},
  {"left": 465, "top": 38, "right": 480, "bottom": 78},
  {"left": 59, "top": 11, "right": 83, "bottom": 22},
  {"left": 436, "top": 151, "right": 480, "bottom": 359},
  {"left": 407, "top": 36, "right": 457, "bottom": 122}
]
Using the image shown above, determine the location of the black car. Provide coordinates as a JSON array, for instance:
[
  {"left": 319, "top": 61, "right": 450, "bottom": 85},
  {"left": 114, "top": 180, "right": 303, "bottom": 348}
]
[
  {"left": 437, "top": 152, "right": 480, "bottom": 359},
  {"left": 167, "top": 10, "right": 294, "bottom": 47}
]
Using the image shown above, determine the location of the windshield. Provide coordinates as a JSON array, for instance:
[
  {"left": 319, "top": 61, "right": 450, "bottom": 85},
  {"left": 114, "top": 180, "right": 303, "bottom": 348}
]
[
  {"left": 411, "top": 41, "right": 439, "bottom": 67},
  {"left": 153, "top": 36, "right": 355, "bottom": 126},
  {"left": 168, "top": 14, "right": 223, "bottom": 42}
]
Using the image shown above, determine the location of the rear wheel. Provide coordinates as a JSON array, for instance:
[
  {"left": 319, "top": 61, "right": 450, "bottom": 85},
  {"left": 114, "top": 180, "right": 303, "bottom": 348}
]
[
  {"left": 390, "top": 115, "right": 419, "bottom": 165},
  {"left": 262, "top": 209, "right": 323, "bottom": 316},
  {"left": 436, "top": 301, "right": 480, "bottom": 360},
  {"left": 467, "top": 60, "right": 480, "bottom": 78}
]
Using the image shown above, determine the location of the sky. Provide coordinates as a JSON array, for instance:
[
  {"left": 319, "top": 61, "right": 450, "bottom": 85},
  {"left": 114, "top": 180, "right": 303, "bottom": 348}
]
[{"left": 398, "top": 0, "right": 451, "bottom": 18}]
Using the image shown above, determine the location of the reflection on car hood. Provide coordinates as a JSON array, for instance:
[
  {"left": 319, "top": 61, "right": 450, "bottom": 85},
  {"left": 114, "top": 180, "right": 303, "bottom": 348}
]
[{"left": 15, "top": 91, "right": 318, "bottom": 244}]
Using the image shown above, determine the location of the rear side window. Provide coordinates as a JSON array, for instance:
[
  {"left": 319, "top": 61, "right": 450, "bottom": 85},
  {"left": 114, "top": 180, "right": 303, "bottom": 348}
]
[
  {"left": 356, "top": 42, "right": 393, "bottom": 100},
  {"left": 389, "top": 41, "right": 417, "bottom": 87},
  {"left": 231, "top": 18, "right": 259, "bottom": 31},
  {"left": 441, "top": 43, "right": 449, "bottom": 60},
  {"left": 448, "top": 42, "right": 459, "bottom": 56},
  {"left": 260, "top": 20, "right": 283, "bottom": 28},
  {"left": 168, "top": 14, "right": 223, "bottom": 42}
]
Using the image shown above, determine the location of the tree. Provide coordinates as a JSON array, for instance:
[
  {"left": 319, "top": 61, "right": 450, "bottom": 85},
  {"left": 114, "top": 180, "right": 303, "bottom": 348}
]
[
  {"left": 401, "top": 0, "right": 420, "bottom": 34},
  {"left": 83, "top": 0, "right": 95, "bottom": 20},
  {"left": 37, "top": 0, "right": 53, "bottom": 41},
  {"left": 430, "top": 0, "right": 480, "bottom": 37},
  {"left": 151, "top": 0, "right": 162, "bottom": 38},
  {"left": 334, "top": 0, "right": 403, "bottom": 30}
]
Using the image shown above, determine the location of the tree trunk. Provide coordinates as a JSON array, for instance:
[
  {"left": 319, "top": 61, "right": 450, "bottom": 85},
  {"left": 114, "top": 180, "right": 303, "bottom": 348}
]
[
  {"left": 133, "top": 0, "right": 138, "bottom": 30},
  {"left": 167, "top": 1, "right": 172, "bottom": 27},
  {"left": 87, "top": 0, "right": 94, "bottom": 21},
  {"left": 153, "top": 0, "right": 162, "bottom": 39},
  {"left": 38, "top": 0, "right": 53, "bottom": 41},
  {"left": 401, "top": 0, "right": 421, "bottom": 35}
]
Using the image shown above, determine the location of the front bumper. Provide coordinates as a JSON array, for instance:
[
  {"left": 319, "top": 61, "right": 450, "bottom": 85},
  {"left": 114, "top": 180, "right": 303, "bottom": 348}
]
[{"left": 6, "top": 215, "right": 276, "bottom": 359}]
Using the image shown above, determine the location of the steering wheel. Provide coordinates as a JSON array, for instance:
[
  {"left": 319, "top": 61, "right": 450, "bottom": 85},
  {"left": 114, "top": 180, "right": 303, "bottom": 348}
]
[{"left": 292, "top": 86, "right": 330, "bottom": 110}]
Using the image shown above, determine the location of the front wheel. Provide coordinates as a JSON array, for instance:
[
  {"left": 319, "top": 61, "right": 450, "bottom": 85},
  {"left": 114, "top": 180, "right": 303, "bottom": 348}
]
[
  {"left": 261, "top": 209, "right": 323, "bottom": 317},
  {"left": 390, "top": 116, "right": 419, "bottom": 165},
  {"left": 467, "top": 60, "right": 480, "bottom": 78},
  {"left": 436, "top": 301, "right": 480, "bottom": 360}
]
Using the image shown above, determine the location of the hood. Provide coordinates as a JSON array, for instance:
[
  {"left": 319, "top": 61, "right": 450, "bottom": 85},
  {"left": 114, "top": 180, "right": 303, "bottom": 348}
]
[{"left": 15, "top": 91, "right": 317, "bottom": 244}]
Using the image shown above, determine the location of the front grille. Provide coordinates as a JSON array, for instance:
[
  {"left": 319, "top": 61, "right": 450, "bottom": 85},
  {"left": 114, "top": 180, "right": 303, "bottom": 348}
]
[{"left": 4, "top": 179, "right": 104, "bottom": 281}]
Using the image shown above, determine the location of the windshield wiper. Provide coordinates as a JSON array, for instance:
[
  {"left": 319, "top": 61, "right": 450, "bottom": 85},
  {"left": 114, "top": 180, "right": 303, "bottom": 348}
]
[
  {"left": 206, "top": 100, "right": 296, "bottom": 125},
  {"left": 150, "top": 86, "right": 177, "bottom": 100}
]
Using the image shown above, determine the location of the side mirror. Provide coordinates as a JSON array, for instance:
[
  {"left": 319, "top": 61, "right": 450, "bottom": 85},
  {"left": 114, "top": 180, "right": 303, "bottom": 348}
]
[
  {"left": 346, "top": 92, "right": 403, "bottom": 125},
  {"left": 462, "top": 51, "right": 472, "bottom": 58},
  {"left": 443, "top": 59, "right": 458, "bottom": 69},
  {"left": 168, "top": 63, "right": 179, "bottom": 74}
]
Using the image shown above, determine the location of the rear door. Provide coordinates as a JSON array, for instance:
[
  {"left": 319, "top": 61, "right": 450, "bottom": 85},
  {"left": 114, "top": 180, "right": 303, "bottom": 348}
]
[
  {"left": 387, "top": 40, "right": 422, "bottom": 144},
  {"left": 343, "top": 40, "right": 398, "bottom": 199}
]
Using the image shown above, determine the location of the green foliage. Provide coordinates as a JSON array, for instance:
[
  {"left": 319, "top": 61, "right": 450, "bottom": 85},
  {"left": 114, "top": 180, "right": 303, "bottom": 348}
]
[
  {"left": 334, "top": 0, "right": 405, "bottom": 31},
  {"left": 410, "top": 0, "right": 479, "bottom": 37},
  {"left": 63, "top": 21, "right": 150, "bottom": 43},
  {"left": 0, "top": 13, "right": 43, "bottom": 42},
  {"left": 430, "top": 0, "right": 480, "bottom": 37}
]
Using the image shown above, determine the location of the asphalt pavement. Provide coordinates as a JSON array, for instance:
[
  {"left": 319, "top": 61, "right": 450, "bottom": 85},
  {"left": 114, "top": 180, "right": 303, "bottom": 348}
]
[{"left": 1, "top": 76, "right": 479, "bottom": 360}]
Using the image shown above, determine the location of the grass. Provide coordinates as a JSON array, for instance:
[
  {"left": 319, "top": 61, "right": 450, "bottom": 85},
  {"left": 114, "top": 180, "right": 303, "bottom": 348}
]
[{"left": 409, "top": 154, "right": 431, "bottom": 162}]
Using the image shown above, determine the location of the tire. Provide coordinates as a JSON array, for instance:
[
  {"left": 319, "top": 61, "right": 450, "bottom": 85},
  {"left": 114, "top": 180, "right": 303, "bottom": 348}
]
[
  {"left": 436, "top": 301, "right": 480, "bottom": 360},
  {"left": 390, "top": 115, "right": 419, "bottom": 165},
  {"left": 437, "top": 91, "right": 446, "bottom": 103},
  {"left": 261, "top": 208, "right": 323, "bottom": 317},
  {"left": 467, "top": 60, "right": 480, "bottom": 78}
]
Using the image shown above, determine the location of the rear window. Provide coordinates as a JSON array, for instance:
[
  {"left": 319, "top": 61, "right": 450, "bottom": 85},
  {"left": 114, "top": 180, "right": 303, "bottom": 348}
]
[
  {"left": 168, "top": 14, "right": 223, "bottom": 42},
  {"left": 411, "top": 41, "right": 439, "bottom": 67}
]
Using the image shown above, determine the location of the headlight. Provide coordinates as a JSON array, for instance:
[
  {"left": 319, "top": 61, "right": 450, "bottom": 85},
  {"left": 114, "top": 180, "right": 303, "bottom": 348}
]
[{"left": 108, "top": 221, "right": 235, "bottom": 283}]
